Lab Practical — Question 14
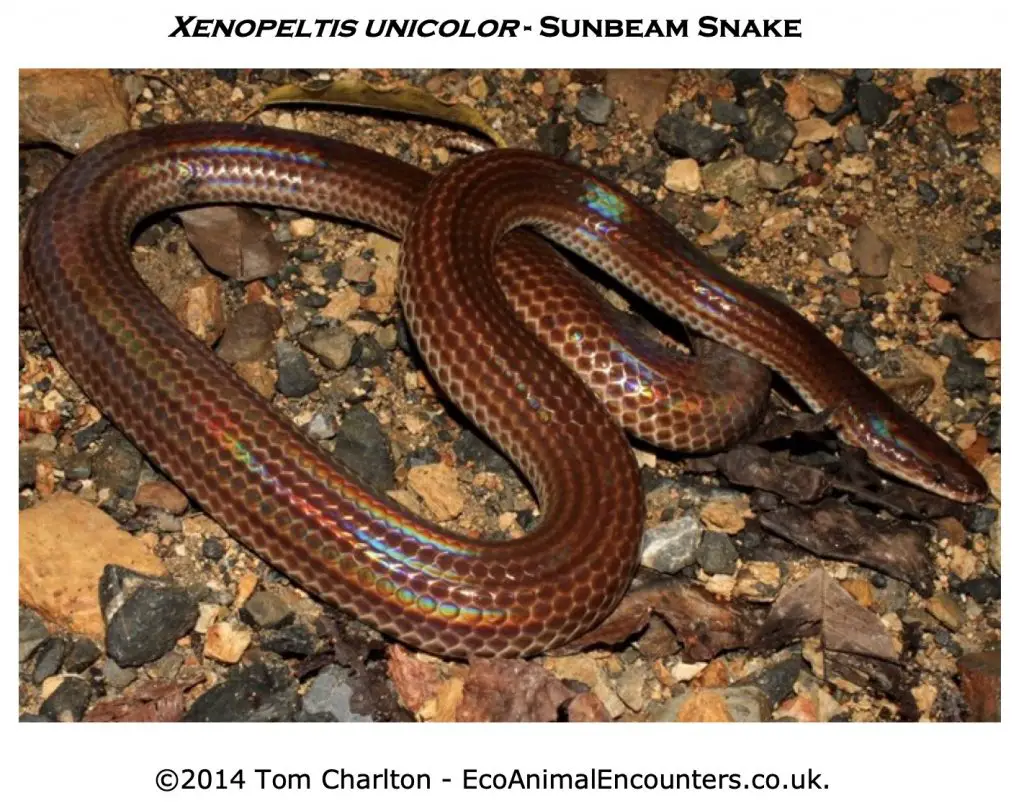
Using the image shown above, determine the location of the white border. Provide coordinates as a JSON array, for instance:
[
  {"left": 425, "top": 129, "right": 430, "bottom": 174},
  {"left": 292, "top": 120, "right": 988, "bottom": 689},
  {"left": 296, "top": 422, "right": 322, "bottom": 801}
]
[{"left": 7, "top": 2, "right": 1013, "bottom": 808}]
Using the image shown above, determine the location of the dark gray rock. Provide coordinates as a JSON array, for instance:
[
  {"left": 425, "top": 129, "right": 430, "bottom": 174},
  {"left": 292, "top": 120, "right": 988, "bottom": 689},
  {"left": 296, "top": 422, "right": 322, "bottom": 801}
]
[
  {"left": 19, "top": 607, "right": 48, "bottom": 663},
  {"left": 917, "top": 180, "right": 940, "bottom": 206},
  {"left": 63, "top": 452, "right": 93, "bottom": 481},
  {"left": 185, "top": 656, "right": 299, "bottom": 721},
  {"left": 537, "top": 121, "right": 571, "bottom": 156},
  {"left": 452, "top": 430, "right": 514, "bottom": 476},
  {"left": 711, "top": 99, "right": 748, "bottom": 126},
  {"left": 260, "top": 624, "right": 319, "bottom": 658},
  {"left": 351, "top": 335, "right": 388, "bottom": 369},
  {"left": 101, "top": 659, "right": 138, "bottom": 690},
  {"left": 39, "top": 677, "right": 92, "bottom": 721},
  {"left": 640, "top": 514, "right": 701, "bottom": 573},
  {"left": 740, "top": 657, "right": 804, "bottom": 707},
  {"left": 92, "top": 431, "right": 143, "bottom": 499},
  {"left": 31, "top": 636, "right": 67, "bottom": 684},
  {"left": 697, "top": 531, "right": 739, "bottom": 575},
  {"left": 241, "top": 591, "right": 294, "bottom": 630},
  {"left": 655, "top": 114, "right": 730, "bottom": 162},
  {"left": 73, "top": 418, "right": 109, "bottom": 451},
  {"left": 333, "top": 406, "right": 395, "bottom": 492},
  {"left": 926, "top": 77, "right": 964, "bottom": 104},
  {"left": 856, "top": 83, "right": 897, "bottom": 125},
  {"left": 743, "top": 102, "right": 796, "bottom": 164},
  {"left": 275, "top": 341, "right": 318, "bottom": 397},
  {"left": 101, "top": 566, "right": 199, "bottom": 668},
  {"left": 18, "top": 448, "right": 37, "bottom": 489}
]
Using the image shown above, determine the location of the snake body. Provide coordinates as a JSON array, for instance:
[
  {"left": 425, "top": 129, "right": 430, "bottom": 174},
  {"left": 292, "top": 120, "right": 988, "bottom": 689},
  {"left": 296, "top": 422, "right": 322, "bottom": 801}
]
[{"left": 22, "top": 123, "right": 988, "bottom": 658}]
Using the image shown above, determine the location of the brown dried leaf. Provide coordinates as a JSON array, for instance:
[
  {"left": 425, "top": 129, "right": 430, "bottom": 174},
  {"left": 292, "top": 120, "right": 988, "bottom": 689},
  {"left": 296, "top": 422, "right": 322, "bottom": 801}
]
[
  {"left": 84, "top": 676, "right": 201, "bottom": 722},
  {"left": 825, "top": 651, "right": 915, "bottom": 717},
  {"left": 714, "top": 445, "right": 830, "bottom": 503},
  {"left": 756, "top": 568, "right": 898, "bottom": 662},
  {"left": 745, "top": 408, "right": 833, "bottom": 444},
  {"left": 262, "top": 77, "right": 506, "bottom": 147},
  {"left": 555, "top": 581, "right": 761, "bottom": 662},
  {"left": 760, "top": 499, "right": 934, "bottom": 594},
  {"left": 179, "top": 207, "right": 285, "bottom": 281}
]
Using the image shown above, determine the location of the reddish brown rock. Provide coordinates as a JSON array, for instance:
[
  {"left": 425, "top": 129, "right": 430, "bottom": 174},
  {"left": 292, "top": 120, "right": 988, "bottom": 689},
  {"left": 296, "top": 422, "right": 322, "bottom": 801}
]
[
  {"left": 19, "top": 68, "right": 129, "bottom": 152},
  {"left": 958, "top": 649, "right": 1000, "bottom": 722},
  {"left": 945, "top": 102, "right": 981, "bottom": 137},
  {"left": 135, "top": 480, "right": 189, "bottom": 515},
  {"left": 604, "top": 70, "right": 675, "bottom": 130}
]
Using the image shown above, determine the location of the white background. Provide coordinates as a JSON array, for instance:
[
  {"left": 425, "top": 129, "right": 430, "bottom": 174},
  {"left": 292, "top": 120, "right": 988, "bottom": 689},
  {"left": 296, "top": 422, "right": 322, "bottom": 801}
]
[{"left": 6, "top": 2, "right": 1014, "bottom": 808}]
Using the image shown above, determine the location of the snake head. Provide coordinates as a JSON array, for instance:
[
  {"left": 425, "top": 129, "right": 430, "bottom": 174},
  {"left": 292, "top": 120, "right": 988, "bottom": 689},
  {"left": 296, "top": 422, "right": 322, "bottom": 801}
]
[{"left": 858, "top": 409, "right": 990, "bottom": 503}]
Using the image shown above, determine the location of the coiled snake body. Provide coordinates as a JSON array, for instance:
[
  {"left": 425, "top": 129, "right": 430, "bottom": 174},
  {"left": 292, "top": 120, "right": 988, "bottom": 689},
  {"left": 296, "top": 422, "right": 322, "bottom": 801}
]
[{"left": 22, "top": 123, "right": 988, "bottom": 657}]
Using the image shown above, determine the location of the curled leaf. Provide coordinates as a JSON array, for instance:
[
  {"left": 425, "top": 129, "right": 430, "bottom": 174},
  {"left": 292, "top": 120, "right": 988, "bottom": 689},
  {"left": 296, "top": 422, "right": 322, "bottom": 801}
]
[{"left": 262, "top": 77, "right": 506, "bottom": 147}]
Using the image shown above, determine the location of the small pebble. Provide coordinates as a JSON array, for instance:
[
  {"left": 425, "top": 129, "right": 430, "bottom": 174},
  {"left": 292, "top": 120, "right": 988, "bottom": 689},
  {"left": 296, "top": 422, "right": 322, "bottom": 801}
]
[
  {"left": 275, "top": 341, "right": 318, "bottom": 397},
  {"left": 333, "top": 406, "right": 395, "bottom": 492},
  {"left": 576, "top": 88, "right": 613, "bottom": 125},
  {"left": 101, "top": 659, "right": 137, "bottom": 690},
  {"left": 640, "top": 514, "right": 701, "bottom": 573},
  {"left": 743, "top": 101, "right": 796, "bottom": 164},
  {"left": 31, "top": 636, "right": 67, "bottom": 684},
  {"left": 260, "top": 623, "right": 318, "bottom": 658},
  {"left": 710, "top": 99, "right": 748, "bottom": 126},
  {"left": 241, "top": 591, "right": 294, "bottom": 629},
  {"left": 299, "top": 325, "right": 355, "bottom": 371},
  {"left": 654, "top": 114, "right": 730, "bottom": 162},
  {"left": 697, "top": 531, "right": 739, "bottom": 575},
  {"left": 302, "top": 665, "right": 372, "bottom": 722},
  {"left": 39, "top": 677, "right": 92, "bottom": 722},
  {"left": 19, "top": 608, "right": 49, "bottom": 663},
  {"left": 201, "top": 538, "right": 226, "bottom": 560},
  {"left": 856, "top": 83, "right": 896, "bottom": 124}
]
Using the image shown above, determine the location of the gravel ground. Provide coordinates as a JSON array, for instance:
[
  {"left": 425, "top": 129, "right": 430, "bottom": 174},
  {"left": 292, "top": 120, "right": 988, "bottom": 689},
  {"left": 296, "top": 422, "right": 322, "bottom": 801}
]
[{"left": 18, "top": 68, "right": 1000, "bottom": 722}]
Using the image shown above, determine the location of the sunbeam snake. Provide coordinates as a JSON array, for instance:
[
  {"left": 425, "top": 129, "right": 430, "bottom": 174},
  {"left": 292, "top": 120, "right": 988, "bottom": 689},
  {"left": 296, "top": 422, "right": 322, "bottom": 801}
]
[{"left": 22, "top": 123, "right": 988, "bottom": 657}]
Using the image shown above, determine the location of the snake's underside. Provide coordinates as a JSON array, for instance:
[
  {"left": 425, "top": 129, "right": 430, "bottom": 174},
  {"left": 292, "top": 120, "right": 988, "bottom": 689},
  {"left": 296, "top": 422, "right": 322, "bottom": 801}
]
[{"left": 22, "top": 123, "right": 988, "bottom": 658}]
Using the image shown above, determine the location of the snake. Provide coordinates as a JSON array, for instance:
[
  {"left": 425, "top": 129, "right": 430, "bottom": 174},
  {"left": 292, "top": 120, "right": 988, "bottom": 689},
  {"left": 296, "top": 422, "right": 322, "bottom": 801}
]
[{"left": 21, "top": 122, "right": 989, "bottom": 658}]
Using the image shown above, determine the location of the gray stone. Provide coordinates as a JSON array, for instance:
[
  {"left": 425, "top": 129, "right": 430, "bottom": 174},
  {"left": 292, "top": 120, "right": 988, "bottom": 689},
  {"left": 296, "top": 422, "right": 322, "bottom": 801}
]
[
  {"left": 640, "top": 514, "right": 701, "bottom": 573},
  {"left": 101, "top": 659, "right": 138, "bottom": 690},
  {"left": 92, "top": 431, "right": 143, "bottom": 499},
  {"left": 302, "top": 665, "right": 372, "bottom": 722},
  {"left": 697, "top": 531, "right": 739, "bottom": 575},
  {"left": 333, "top": 406, "right": 395, "bottom": 492},
  {"left": 275, "top": 341, "right": 318, "bottom": 397},
  {"left": 576, "top": 88, "right": 614, "bottom": 124},
  {"left": 757, "top": 162, "right": 797, "bottom": 190},
  {"left": 19, "top": 607, "right": 48, "bottom": 663},
  {"left": 299, "top": 325, "right": 355, "bottom": 371},
  {"left": 306, "top": 411, "right": 338, "bottom": 441},
  {"left": 702, "top": 157, "right": 759, "bottom": 204},
  {"left": 241, "top": 591, "right": 294, "bottom": 630}
]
